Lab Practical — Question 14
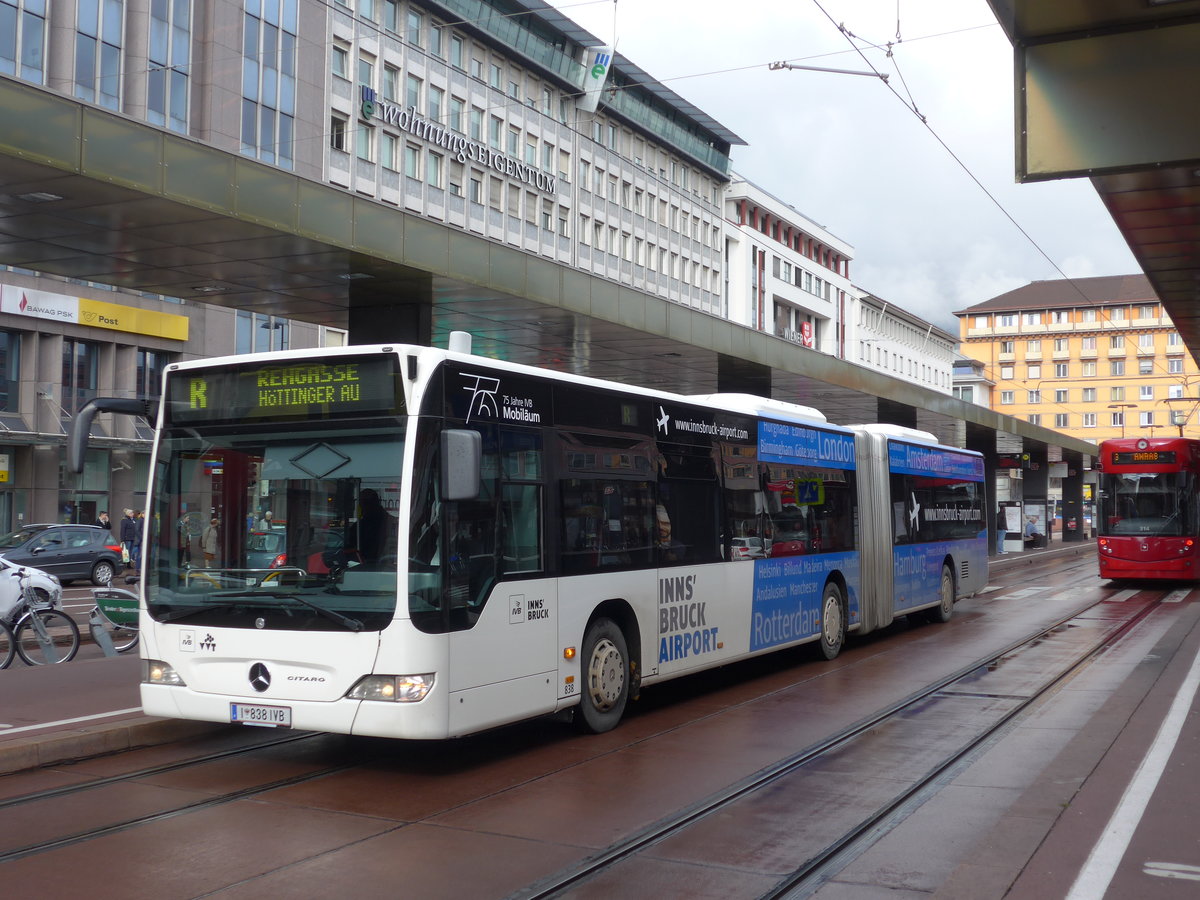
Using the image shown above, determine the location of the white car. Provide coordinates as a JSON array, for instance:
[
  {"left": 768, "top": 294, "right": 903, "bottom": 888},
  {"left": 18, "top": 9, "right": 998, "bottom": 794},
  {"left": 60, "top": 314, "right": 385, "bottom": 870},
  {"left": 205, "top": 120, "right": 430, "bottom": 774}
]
[
  {"left": 0, "top": 556, "right": 63, "bottom": 624},
  {"left": 730, "top": 537, "right": 767, "bottom": 560}
]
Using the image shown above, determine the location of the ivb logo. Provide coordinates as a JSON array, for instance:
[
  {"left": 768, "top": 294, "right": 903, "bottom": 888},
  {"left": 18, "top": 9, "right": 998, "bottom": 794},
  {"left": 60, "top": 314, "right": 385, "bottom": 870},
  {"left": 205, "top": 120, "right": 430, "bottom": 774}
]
[{"left": 590, "top": 51, "right": 611, "bottom": 80}]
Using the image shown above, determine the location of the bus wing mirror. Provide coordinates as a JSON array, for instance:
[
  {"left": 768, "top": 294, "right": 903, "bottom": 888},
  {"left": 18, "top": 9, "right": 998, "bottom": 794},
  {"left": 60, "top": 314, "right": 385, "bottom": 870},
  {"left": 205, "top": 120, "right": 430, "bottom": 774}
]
[
  {"left": 441, "top": 429, "right": 481, "bottom": 500},
  {"left": 68, "top": 397, "right": 156, "bottom": 474}
]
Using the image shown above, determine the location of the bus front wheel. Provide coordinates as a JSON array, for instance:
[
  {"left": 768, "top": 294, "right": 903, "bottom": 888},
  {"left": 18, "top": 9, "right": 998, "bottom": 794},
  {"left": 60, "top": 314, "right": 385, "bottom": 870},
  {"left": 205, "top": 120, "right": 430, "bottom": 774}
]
[
  {"left": 819, "top": 582, "right": 845, "bottom": 660},
  {"left": 576, "top": 618, "right": 629, "bottom": 733}
]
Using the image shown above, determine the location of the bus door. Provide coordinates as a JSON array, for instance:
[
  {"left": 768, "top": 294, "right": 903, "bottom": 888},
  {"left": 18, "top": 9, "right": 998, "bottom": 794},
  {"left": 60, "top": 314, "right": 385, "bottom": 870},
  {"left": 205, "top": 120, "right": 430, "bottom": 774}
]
[{"left": 444, "top": 427, "right": 557, "bottom": 728}]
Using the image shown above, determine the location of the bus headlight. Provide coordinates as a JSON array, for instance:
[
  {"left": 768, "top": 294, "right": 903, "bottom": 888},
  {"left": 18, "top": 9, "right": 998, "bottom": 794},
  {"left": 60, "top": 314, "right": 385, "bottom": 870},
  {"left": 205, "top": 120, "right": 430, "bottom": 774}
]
[
  {"left": 347, "top": 674, "right": 435, "bottom": 702},
  {"left": 142, "top": 659, "right": 187, "bottom": 686}
]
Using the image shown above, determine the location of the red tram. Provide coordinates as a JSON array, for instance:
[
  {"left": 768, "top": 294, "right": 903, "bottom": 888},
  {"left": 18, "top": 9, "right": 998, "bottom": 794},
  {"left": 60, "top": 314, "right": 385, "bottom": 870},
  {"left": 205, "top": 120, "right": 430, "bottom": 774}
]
[{"left": 1096, "top": 437, "right": 1200, "bottom": 581}]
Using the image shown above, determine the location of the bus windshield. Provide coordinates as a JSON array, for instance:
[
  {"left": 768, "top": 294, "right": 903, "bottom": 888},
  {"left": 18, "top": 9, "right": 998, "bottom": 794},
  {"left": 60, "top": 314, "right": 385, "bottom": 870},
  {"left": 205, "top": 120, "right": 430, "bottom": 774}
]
[
  {"left": 1099, "top": 471, "right": 1198, "bottom": 537},
  {"left": 147, "top": 423, "right": 403, "bottom": 631}
]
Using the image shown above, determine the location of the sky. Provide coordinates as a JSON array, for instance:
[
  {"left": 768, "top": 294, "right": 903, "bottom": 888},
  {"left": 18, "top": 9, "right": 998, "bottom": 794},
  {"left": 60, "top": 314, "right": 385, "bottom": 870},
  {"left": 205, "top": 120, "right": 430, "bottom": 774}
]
[{"left": 546, "top": 0, "right": 1140, "bottom": 334}]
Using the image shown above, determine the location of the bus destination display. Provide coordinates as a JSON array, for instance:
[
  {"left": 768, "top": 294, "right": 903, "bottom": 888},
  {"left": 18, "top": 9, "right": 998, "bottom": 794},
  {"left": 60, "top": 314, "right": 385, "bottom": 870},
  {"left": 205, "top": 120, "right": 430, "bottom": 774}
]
[
  {"left": 167, "top": 357, "right": 401, "bottom": 424},
  {"left": 1110, "top": 450, "right": 1176, "bottom": 465}
]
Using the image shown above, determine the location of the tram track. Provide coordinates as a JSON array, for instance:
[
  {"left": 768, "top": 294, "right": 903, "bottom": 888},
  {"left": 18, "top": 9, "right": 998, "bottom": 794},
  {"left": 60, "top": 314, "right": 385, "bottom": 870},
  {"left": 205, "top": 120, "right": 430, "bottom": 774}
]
[
  {"left": 0, "top": 549, "right": 1150, "bottom": 891},
  {"left": 517, "top": 579, "right": 1171, "bottom": 900}
]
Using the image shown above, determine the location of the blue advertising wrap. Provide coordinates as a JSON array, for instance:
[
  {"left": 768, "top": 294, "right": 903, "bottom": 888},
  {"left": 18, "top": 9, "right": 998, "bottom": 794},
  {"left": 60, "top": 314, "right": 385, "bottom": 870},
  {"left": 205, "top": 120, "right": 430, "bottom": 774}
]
[{"left": 749, "top": 552, "right": 860, "bottom": 651}]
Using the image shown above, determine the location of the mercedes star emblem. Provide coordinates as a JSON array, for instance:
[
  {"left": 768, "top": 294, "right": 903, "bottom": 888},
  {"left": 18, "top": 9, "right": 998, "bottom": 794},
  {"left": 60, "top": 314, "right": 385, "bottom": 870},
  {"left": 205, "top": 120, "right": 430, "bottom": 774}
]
[{"left": 249, "top": 662, "right": 271, "bottom": 693}]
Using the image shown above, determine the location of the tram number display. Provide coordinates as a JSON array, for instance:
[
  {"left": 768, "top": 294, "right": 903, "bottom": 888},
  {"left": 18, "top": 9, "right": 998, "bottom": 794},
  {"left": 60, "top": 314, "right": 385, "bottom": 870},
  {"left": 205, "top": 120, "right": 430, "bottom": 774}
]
[
  {"left": 167, "top": 355, "right": 402, "bottom": 424},
  {"left": 230, "top": 702, "right": 292, "bottom": 727},
  {"left": 1110, "top": 450, "right": 1176, "bottom": 465}
]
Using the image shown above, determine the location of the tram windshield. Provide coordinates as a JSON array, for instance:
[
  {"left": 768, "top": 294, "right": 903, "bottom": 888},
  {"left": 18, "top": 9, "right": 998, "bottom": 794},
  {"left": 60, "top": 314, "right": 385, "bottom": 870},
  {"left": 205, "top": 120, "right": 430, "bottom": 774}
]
[
  {"left": 146, "top": 424, "right": 403, "bottom": 631},
  {"left": 1098, "top": 471, "right": 1200, "bottom": 537}
]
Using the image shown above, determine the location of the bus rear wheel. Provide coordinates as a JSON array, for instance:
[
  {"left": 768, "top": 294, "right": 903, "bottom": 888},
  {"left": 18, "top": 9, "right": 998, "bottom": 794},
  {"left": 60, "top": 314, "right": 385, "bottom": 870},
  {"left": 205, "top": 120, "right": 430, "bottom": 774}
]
[
  {"left": 928, "top": 564, "right": 955, "bottom": 624},
  {"left": 819, "top": 581, "right": 845, "bottom": 660},
  {"left": 575, "top": 618, "right": 629, "bottom": 734}
]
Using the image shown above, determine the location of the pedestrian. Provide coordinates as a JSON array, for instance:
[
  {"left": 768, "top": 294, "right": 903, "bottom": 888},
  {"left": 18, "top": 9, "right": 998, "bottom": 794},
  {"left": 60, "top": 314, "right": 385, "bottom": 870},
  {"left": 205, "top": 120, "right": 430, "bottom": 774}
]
[
  {"left": 995, "top": 505, "right": 1007, "bottom": 555},
  {"left": 202, "top": 517, "right": 220, "bottom": 567},
  {"left": 258, "top": 510, "right": 274, "bottom": 530},
  {"left": 93, "top": 510, "right": 112, "bottom": 531},
  {"left": 119, "top": 508, "right": 137, "bottom": 569},
  {"left": 133, "top": 509, "right": 146, "bottom": 568}
]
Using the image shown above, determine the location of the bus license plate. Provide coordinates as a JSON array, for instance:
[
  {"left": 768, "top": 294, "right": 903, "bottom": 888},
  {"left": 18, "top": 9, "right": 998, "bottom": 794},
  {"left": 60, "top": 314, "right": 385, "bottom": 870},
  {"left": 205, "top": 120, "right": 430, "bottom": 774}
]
[{"left": 230, "top": 702, "right": 291, "bottom": 727}]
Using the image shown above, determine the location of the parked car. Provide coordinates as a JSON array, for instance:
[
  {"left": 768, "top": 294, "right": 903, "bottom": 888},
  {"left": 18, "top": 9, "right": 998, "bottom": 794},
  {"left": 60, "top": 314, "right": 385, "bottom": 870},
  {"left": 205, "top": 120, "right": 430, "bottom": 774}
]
[
  {"left": 0, "top": 557, "right": 62, "bottom": 622},
  {"left": 0, "top": 524, "right": 123, "bottom": 586},
  {"left": 730, "top": 536, "right": 766, "bottom": 560},
  {"left": 245, "top": 529, "right": 288, "bottom": 569}
]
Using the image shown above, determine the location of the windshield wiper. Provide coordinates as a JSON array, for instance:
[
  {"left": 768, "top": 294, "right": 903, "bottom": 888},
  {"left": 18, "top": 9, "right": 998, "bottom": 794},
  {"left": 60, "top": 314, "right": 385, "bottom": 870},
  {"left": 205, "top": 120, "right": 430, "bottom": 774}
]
[
  {"left": 211, "top": 590, "right": 365, "bottom": 632},
  {"left": 157, "top": 599, "right": 251, "bottom": 624}
]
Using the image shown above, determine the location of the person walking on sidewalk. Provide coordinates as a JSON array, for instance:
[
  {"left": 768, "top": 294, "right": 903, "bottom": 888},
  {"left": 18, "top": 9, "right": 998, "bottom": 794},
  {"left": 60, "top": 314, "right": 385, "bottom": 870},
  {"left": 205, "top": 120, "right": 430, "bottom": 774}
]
[
  {"left": 120, "top": 508, "right": 138, "bottom": 569},
  {"left": 996, "top": 506, "right": 1008, "bottom": 554}
]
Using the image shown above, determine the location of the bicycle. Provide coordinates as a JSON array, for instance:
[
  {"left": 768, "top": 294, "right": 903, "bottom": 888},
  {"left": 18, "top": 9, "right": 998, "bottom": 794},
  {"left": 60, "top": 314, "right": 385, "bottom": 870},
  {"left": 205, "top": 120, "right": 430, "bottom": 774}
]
[
  {"left": 90, "top": 577, "right": 140, "bottom": 654},
  {"left": 6, "top": 567, "right": 80, "bottom": 665},
  {"left": 0, "top": 618, "right": 13, "bottom": 669}
]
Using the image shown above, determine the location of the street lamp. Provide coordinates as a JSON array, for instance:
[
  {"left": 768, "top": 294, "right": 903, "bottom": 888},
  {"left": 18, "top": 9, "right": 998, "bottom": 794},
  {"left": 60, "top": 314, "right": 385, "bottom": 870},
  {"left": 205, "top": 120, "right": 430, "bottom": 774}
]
[{"left": 1107, "top": 403, "right": 1136, "bottom": 438}]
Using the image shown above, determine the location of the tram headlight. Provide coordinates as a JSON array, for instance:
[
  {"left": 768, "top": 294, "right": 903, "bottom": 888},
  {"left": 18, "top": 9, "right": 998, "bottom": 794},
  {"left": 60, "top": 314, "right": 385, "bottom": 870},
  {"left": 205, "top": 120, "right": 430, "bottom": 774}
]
[
  {"left": 141, "top": 659, "right": 187, "bottom": 686},
  {"left": 347, "top": 674, "right": 435, "bottom": 702}
]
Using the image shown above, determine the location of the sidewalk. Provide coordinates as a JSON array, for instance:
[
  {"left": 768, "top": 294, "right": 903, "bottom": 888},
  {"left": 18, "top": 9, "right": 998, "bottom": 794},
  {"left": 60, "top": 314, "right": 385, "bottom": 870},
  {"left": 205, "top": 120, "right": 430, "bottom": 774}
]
[{"left": 0, "top": 654, "right": 221, "bottom": 776}]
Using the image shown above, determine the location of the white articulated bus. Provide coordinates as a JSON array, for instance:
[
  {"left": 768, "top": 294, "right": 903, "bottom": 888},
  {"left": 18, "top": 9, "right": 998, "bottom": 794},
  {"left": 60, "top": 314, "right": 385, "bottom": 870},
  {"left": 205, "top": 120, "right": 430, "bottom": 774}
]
[{"left": 72, "top": 335, "right": 987, "bottom": 738}]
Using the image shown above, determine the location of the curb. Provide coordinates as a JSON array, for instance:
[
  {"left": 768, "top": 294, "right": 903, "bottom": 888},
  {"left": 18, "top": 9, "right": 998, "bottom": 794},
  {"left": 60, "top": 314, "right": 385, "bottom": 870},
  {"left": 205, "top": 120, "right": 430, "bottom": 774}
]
[{"left": 0, "top": 716, "right": 228, "bottom": 777}]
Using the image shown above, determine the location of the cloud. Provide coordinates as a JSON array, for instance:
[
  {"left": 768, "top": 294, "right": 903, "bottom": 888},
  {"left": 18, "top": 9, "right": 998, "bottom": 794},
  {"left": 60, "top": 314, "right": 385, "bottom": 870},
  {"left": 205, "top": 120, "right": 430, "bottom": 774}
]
[{"left": 550, "top": 0, "right": 1140, "bottom": 330}]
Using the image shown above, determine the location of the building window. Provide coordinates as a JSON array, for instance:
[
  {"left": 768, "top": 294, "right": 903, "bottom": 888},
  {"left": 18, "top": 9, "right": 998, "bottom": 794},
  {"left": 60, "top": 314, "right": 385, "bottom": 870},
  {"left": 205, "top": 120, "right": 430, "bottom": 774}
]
[
  {"left": 1082, "top": 388, "right": 1097, "bottom": 402},
  {"left": 75, "top": 0, "right": 123, "bottom": 109},
  {"left": 999, "top": 314, "right": 1016, "bottom": 328},
  {"left": 331, "top": 44, "right": 349, "bottom": 79},
  {"left": 406, "top": 9, "right": 423, "bottom": 46},
  {"left": 427, "top": 150, "right": 442, "bottom": 187},
  {"left": 1027, "top": 364, "right": 1041, "bottom": 379},
  {"left": 330, "top": 115, "right": 347, "bottom": 151},
  {"left": 136, "top": 349, "right": 171, "bottom": 401},
  {"left": 1055, "top": 414, "right": 1069, "bottom": 428},
  {"left": 1109, "top": 334, "right": 1124, "bottom": 350},
  {"left": 1023, "top": 312, "right": 1042, "bottom": 325},
  {"left": 244, "top": 2, "right": 298, "bottom": 167},
  {"left": 1140, "top": 412, "right": 1155, "bottom": 427},
  {"left": 430, "top": 22, "right": 444, "bottom": 58},
  {"left": 0, "top": 331, "right": 21, "bottom": 412},
  {"left": 356, "top": 123, "right": 373, "bottom": 161},
  {"left": 449, "top": 96, "right": 464, "bottom": 132},
  {"left": 1081, "top": 336, "right": 1097, "bottom": 350},
  {"left": 381, "top": 133, "right": 397, "bottom": 170},
  {"left": 1111, "top": 386, "right": 1126, "bottom": 402},
  {"left": 1139, "top": 358, "right": 1153, "bottom": 375},
  {"left": 1169, "top": 357, "right": 1184, "bottom": 374},
  {"left": 1111, "top": 412, "right": 1125, "bottom": 428},
  {"left": 1000, "top": 391, "right": 1014, "bottom": 405},
  {"left": 405, "top": 73, "right": 421, "bottom": 109},
  {"left": 1082, "top": 361, "right": 1097, "bottom": 377},
  {"left": 1028, "top": 390, "right": 1041, "bottom": 404},
  {"left": 1055, "top": 363, "right": 1068, "bottom": 378},
  {"left": 450, "top": 34, "right": 464, "bottom": 69},
  {"left": 428, "top": 84, "right": 444, "bottom": 121},
  {"left": 404, "top": 143, "right": 420, "bottom": 178},
  {"left": 383, "top": 65, "right": 399, "bottom": 101},
  {"left": 62, "top": 339, "right": 98, "bottom": 415},
  {"left": 1169, "top": 385, "right": 1184, "bottom": 399},
  {"left": 1000, "top": 340, "right": 1014, "bottom": 354},
  {"left": 148, "top": 0, "right": 190, "bottom": 131},
  {"left": 0, "top": 0, "right": 46, "bottom": 83},
  {"left": 1027, "top": 414, "right": 1041, "bottom": 425},
  {"left": 1110, "top": 359, "right": 1125, "bottom": 376},
  {"left": 358, "top": 54, "right": 374, "bottom": 89},
  {"left": 1000, "top": 365, "right": 1014, "bottom": 380},
  {"left": 1055, "top": 389, "right": 1069, "bottom": 403},
  {"left": 236, "top": 312, "right": 289, "bottom": 354},
  {"left": 1083, "top": 413, "right": 1097, "bottom": 428},
  {"left": 1138, "top": 332, "right": 1155, "bottom": 349},
  {"left": 1140, "top": 385, "right": 1154, "bottom": 401}
]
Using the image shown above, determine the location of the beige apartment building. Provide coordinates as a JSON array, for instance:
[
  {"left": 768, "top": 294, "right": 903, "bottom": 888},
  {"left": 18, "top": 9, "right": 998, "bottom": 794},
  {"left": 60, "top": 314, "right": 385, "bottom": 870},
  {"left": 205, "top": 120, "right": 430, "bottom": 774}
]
[{"left": 956, "top": 275, "right": 1200, "bottom": 445}]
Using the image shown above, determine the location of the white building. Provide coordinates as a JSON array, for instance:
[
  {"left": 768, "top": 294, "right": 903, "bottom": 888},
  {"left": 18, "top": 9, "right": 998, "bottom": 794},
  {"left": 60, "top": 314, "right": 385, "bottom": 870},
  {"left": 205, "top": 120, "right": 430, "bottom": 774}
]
[
  {"left": 847, "top": 291, "right": 958, "bottom": 393},
  {"left": 724, "top": 177, "right": 854, "bottom": 356}
]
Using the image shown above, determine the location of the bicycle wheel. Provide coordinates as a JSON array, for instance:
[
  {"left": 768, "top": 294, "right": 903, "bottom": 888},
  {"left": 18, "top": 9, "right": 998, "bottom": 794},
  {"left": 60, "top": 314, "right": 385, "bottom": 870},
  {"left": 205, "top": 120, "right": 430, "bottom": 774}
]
[
  {"left": 15, "top": 610, "right": 80, "bottom": 665},
  {"left": 108, "top": 623, "right": 139, "bottom": 653},
  {"left": 0, "top": 619, "right": 14, "bottom": 669}
]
